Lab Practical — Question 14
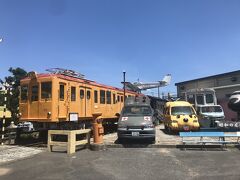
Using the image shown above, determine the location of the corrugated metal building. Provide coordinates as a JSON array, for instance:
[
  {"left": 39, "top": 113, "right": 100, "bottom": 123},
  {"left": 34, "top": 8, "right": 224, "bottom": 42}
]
[{"left": 175, "top": 70, "right": 240, "bottom": 121}]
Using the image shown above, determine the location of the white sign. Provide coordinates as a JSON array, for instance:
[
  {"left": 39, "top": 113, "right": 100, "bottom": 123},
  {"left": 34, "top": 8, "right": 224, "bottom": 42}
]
[{"left": 69, "top": 113, "right": 78, "bottom": 122}]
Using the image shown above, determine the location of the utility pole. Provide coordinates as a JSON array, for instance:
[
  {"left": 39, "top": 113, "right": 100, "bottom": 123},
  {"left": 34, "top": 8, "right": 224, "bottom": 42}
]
[
  {"left": 123, "top": 71, "right": 126, "bottom": 102},
  {"left": 1, "top": 84, "right": 7, "bottom": 145}
]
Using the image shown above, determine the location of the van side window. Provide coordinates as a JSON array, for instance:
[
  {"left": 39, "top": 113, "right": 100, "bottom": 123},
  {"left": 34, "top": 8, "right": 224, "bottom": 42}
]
[
  {"left": 41, "top": 82, "right": 52, "bottom": 99},
  {"left": 59, "top": 84, "right": 65, "bottom": 100},
  {"left": 94, "top": 90, "right": 98, "bottom": 103},
  {"left": 71, "top": 87, "right": 76, "bottom": 101},
  {"left": 100, "top": 90, "right": 105, "bottom": 104}
]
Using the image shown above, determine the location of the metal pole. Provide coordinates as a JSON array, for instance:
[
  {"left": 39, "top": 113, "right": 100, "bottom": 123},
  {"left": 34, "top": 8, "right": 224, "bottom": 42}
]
[
  {"left": 158, "top": 87, "right": 160, "bottom": 98},
  {"left": 123, "top": 71, "right": 126, "bottom": 102},
  {"left": 1, "top": 86, "right": 7, "bottom": 145}
]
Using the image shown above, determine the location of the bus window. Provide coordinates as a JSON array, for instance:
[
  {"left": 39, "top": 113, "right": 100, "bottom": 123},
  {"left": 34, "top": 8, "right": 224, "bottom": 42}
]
[
  {"left": 87, "top": 90, "right": 91, "bottom": 100},
  {"left": 80, "top": 89, "right": 84, "bottom": 99},
  {"left": 107, "top": 91, "right": 111, "bottom": 104},
  {"left": 94, "top": 90, "right": 98, "bottom": 103},
  {"left": 41, "top": 82, "right": 52, "bottom": 100},
  {"left": 196, "top": 94, "right": 204, "bottom": 105},
  {"left": 71, "top": 87, "right": 76, "bottom": 101},
  {"left": 59, "top": 84, "right": 65, "bottom": 100},
  {"left": 31, "top": 85, "right": 38, "bottom": 101},
  {"left": 206, "top": 94, "right": 214, "bottom": 104},
  {"left": 100, "top": 90, "right": 105, "bottom": 104},
  {"left": 187, "top": 94, "right": 195, "bottom": 104},
  {"left": 21, "top": 85, "right": 28, "bottom": 101}
]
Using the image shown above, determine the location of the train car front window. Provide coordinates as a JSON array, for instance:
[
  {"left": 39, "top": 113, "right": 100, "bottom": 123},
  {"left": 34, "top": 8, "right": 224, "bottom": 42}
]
[
  {"left": 41, "top": 82, "right": 52, "bottom": 100},
  {"left": 21, "top": 85, "right": 28, "bottom": 101},
  {"left": 31, "top": 85, "right": 38, "bottom": 101}
]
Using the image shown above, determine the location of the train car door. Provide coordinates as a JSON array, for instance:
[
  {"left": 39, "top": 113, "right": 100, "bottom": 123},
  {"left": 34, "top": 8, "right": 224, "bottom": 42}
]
[
  {"left": 79, "top": 87, "right": 92, "bottom": 117},
  {"left": 29, "top": 83, "right": 39, "bottom": 118},
  {"left": 79, "top": 87, "right": 85, "bottom": 117},
  {"left": 85, "top": 88, "right": 92, "bottom": 117},
  {"left": 58, "top": 83, "right": 67, "bottom": 119}
]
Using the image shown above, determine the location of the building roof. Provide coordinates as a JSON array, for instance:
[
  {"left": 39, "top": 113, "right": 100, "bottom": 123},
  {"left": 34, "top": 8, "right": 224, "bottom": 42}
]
[{"left": 175, "top": 70, "right": 240, "bottom": 86}]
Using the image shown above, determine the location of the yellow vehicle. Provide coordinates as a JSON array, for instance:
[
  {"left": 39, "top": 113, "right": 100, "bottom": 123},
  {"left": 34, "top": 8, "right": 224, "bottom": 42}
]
[{"left": 163, "top": 101, "right": 200, "bottom": 132}]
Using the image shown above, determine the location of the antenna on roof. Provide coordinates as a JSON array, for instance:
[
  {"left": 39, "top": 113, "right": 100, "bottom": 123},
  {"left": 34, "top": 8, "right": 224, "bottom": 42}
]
[{"left": 46, "top": 68, "right": 85, "bottom": 79}]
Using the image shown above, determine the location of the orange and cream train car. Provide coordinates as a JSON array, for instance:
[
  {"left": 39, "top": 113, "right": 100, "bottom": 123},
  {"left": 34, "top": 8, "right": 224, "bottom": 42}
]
[{"left": 19, "top": 72, "right": 139, "bottom": 130}]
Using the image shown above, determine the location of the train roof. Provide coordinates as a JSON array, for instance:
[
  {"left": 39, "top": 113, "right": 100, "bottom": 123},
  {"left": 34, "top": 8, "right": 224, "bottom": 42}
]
[{"left": 21, "top": 73, "right": 139, "bottom": 95}]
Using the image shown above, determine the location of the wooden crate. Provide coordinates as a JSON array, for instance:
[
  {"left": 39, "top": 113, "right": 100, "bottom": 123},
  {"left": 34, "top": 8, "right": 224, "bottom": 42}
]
[{"left": 48, "top": 129, "right": 91, "bottom": 154}]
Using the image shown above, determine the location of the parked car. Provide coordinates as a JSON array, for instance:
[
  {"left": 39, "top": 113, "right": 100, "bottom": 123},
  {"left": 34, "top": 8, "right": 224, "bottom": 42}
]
[
  {"left": 117, "top": 96, "right": 156, "bottom": 143},
  {"left": 196, "top": 105, "right": 225, "bottom": 128},
  {"left": 163, "top": 101, "right": 200, "bottom": 133}
]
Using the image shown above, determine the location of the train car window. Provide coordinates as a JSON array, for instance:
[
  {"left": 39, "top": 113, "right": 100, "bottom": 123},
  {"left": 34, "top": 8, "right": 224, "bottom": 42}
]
[
  {"left": 87, "top": 90, "right": 91, "bottom": 99},
  {"left": 31, "top": 85, "right": 38, "bottom": 101},
  {"left": 107, "top": 91, "right": 111, "bottom": 104},
  {"left": 21, "top": 85, "right": 28, "bottom": 101},
  {"left": 94, "top": 90, "right": 98, "bottom": 103},
  {"left": 41, "top": 82, "right": 52, "bottom": 100},
  {"left": 80, "top": 89, "right": 84, "bottom": 99},
  {"left": 121, "top": 96, "right": 123, "bottom": 102},
  {"left": 113, "top": 94, "right": 116, "bottom": 104},
  {"left": 71, "top": 87, "right": 76, "bottom": 101},
  {"left": 117, "top": 95, "right": 120, "bottom": 103},
  {"left": 100, "top": 90, "right": 105, "bottom": 104},
  {"left": 60, "top": 84, "right": 65, "bottom": 100}
]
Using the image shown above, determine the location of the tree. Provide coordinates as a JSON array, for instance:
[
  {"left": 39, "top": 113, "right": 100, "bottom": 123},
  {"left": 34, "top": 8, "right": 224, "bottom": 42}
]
[{"left": 0, "top": 67, "right": 27, "bottom": 122}]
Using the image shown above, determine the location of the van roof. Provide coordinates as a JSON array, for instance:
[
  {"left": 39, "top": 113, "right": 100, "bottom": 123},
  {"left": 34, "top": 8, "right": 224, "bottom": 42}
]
[{"left": 165, "top": 101, "right": 192, "bottom": 107}]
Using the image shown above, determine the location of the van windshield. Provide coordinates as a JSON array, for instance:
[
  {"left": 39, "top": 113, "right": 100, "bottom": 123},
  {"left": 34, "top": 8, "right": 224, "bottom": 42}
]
[
  {"left": 171, "top": 106, "right": 195, "bottom": 116},
  {"left": 122, "top": 106, "right": 152, "bottom": 116}
]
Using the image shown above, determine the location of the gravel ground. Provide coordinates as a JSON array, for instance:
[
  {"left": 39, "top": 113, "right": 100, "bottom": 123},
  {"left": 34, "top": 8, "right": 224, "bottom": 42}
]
[{"left": 0, "top": 145, "right": 45, "bottom": 165}]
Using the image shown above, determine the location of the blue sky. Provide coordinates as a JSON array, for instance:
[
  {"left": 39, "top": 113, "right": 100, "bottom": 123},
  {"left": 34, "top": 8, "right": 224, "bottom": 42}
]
[{"left": 1, "top": 0, "right": 240, "bottom": 96}]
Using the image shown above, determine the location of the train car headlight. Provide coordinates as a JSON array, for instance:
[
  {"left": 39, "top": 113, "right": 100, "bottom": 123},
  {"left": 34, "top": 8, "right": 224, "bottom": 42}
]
[{"left": 47, "top": 112, "right": 51, "bottom": 116}]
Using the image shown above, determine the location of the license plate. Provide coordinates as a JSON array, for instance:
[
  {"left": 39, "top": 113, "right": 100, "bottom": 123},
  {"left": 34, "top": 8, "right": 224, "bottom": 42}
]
[
  {"left": 132, "top": 132, "right": 139, "bottom": 136},
  {"left": 183, "top": 126, "right": 189, "bottom": 131}
]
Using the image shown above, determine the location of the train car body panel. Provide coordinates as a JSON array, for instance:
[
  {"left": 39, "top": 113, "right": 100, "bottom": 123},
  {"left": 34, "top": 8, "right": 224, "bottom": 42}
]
[{"left": 19, "top": 72, "right": 139, "bottom": 125}]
